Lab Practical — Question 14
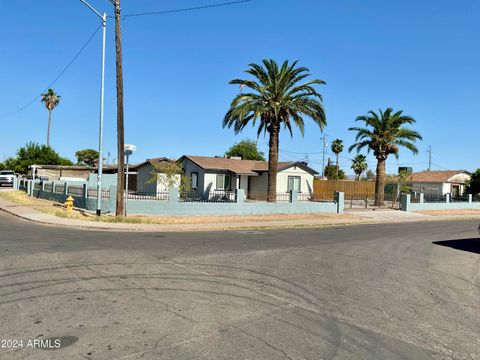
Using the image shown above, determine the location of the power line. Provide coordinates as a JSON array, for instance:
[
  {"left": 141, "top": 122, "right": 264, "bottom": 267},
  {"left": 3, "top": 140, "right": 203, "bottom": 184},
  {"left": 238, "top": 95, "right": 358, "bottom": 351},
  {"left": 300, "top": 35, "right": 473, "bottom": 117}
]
[
  {"left": 1, "top": 23, "right": 102, "bottom": 116},
  {"left": 123, "top": 0, "right": 251, "bottom": 18}
]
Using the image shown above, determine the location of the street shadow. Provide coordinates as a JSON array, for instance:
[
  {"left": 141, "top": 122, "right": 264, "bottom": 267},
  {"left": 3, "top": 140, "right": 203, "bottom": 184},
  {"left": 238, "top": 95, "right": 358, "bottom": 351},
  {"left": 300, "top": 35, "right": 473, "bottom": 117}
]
[{"left": 433, "top": 238, "right": 480, "bottom": 254}]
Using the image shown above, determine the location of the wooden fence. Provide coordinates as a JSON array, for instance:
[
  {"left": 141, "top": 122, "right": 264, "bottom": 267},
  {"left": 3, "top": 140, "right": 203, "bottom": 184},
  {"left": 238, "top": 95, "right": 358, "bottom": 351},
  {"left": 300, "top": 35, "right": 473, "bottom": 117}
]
[{"left": 313, "top": 179, "right": 375, "bottom": 200}]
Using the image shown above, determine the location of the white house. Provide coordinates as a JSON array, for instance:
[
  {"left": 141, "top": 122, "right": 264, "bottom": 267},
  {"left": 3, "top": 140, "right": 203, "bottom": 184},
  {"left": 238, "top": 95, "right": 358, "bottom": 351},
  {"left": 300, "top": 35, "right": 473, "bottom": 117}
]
[
  {"left": 181, "top": 155, "right": 318, "bottom": 197},
  {"left": 136, "top": 157, "right": 181, "bottom": 193},
  {"left": 408, "top": 170, "right": 471, "bottom": 197}
]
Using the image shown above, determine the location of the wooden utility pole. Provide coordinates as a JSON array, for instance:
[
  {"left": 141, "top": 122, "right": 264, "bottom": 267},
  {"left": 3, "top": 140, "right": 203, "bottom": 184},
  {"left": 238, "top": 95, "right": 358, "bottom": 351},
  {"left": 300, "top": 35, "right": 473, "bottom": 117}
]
[{"left": 113, "top": 0, "right": 125, "bottom": 216}]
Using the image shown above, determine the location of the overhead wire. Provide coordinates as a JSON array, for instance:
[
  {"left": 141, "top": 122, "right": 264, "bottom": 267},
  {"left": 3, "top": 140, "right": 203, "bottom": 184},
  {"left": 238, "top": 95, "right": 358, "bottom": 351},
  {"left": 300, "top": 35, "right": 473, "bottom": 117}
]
[
  {"left": 122, "top": 0, "right": 251, "bottom": 18},
  {"left": 1, "top": 23, "right": 102, "bottom": 116}
]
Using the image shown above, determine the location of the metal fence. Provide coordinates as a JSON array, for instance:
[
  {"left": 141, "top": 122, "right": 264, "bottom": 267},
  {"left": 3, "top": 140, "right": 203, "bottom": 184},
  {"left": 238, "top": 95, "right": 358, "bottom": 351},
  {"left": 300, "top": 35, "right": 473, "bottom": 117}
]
[
  {"left": 87, "top": 188, "right": 110, "bottom": 199},
  {"left": 181, "top": 190, "right": 236, "bottom": 203},
  {"left": 67, "top": 186, "right": 84, "bottom": 197},
  {"left": 423, "top": 195, "right": 447, "bottom": 203},
  {"left": 55, "top": 185, "right": 65, "bottom": 194},
  {"left": 126, "top": 190, "right": 169, "bottom": 200},
  {"left": 297, "top": 193, "right": 312, "bottom": 202},
  {"left": 245, "top": 192, "right": 293, "bottom": 202},
  {"left": 451, "top": 195, "right": 469, "bottom": 202}
]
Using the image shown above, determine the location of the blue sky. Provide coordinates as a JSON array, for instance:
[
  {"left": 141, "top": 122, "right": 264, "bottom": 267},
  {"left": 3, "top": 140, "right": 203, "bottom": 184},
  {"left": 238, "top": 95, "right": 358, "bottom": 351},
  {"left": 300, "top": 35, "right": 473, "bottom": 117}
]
[{"left": 1, "top": 0, "right": 479, "bottom": 175}]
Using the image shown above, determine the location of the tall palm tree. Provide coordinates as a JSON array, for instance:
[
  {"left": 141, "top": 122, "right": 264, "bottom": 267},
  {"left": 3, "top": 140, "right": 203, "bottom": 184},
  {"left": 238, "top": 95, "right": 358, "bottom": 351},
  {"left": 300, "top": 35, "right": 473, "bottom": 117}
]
[
  {"left": 223, "top": 59, "right": 327, "bottom": 202},
  {"left": 331, "top": 139, "right": 344, "bottom": 177},
  {"left": 348, "top": 108, "right": 422, "bottom": 206},
  {"left": 351, "top": 154, "right": 368, "bottom": 180},
  {"left": 40, "top": 88, "right": 61, "bottom": 147}
]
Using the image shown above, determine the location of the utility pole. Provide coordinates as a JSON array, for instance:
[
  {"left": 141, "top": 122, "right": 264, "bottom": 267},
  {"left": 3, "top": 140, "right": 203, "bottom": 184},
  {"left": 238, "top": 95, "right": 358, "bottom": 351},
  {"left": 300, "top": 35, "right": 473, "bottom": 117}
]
[
  {"left": 427, "top": 145, "right": 432, "bottom": 171},
  {"left": 113, "top": 0, "right": 125, "bottom": 216},
  {"left": 321, "top": 135, "right": 327, "bottom": 179},
  {"left": 79, "top": 0, "right": 107, "bottom": 217}
]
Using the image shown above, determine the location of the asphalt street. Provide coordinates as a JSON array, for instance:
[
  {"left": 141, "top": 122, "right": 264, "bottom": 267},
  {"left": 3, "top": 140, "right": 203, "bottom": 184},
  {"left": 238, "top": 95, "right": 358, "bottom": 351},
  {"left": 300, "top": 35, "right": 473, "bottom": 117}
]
[{"left": 0, "top": 210, "right": 479, "bottom": 360}]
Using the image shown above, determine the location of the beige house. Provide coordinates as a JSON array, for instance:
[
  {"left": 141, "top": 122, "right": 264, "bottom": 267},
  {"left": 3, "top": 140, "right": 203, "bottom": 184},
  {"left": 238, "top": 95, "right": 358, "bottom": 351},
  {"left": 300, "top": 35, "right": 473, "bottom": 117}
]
[
  {"left": 136, "top": 157, "right": 181, "bottom": 193},
  {"left": 181, "top": 155, "right": 318, "bottom": 197},
  {"left": 409, "top": 170, "right": 471, "bottom": 197}
]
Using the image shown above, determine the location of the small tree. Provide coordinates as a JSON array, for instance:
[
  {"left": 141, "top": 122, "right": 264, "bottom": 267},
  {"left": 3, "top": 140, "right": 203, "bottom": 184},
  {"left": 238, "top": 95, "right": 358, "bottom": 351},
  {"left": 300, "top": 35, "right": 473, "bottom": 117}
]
[
  {"left": 467, "top": 169, "right": 480, "bottom": 195},
  {"left": 75, "top": 149, "right": 99, "bottom": 167},
  {"left": 5, "top": 142, "right": 72, "bottom": 174},
  {"left": 324, "top": 159, "right": 346, "bottom": 180},
  {"left": 147, "top": 161, "right": 191, "bottom": 196},
  {"left": 225, "top": 139, "right": 265, "bottom": 160}
]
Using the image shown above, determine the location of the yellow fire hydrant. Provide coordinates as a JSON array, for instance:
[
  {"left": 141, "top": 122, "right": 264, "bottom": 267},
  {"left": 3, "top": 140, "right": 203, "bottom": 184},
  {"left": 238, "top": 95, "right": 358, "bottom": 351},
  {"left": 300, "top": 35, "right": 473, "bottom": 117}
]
[{"left": 65, "top": 196, "right": 74, "bottom": 212}]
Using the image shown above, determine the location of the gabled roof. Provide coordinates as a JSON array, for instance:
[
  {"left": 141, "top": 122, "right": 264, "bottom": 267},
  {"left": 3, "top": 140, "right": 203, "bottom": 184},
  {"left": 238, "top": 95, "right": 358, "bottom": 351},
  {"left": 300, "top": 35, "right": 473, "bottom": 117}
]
[
  {"left": 135, "top": 157, "right": 176, "bottom": 171},
  {"left": 409, "top": 170, "right": 470, "bottom": 183},
  {"left": 181, "top": 155, "right": 318, "bottom": 176}
]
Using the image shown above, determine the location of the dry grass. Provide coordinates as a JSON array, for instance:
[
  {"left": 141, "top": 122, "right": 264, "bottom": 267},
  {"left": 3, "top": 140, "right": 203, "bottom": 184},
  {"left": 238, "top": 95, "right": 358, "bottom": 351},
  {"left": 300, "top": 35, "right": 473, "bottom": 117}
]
[
  {"left": 416, "top": 209, "right": 480, "bottom": 216},
  {"left": 0, "top": 190, "right": 95, "bottom": 220},
  {"left": 0, "top": 190, "right": 355, "bottom": 225}
]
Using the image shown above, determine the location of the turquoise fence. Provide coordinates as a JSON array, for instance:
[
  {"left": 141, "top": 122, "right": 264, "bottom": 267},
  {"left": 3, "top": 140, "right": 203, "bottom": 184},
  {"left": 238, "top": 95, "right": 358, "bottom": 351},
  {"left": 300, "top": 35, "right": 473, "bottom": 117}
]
[
  {"left": 16, "top": 179, "right": 344, "bottom": 215},
  {"left": 400, "top": 193, "right": 480, "bottom": 211}
]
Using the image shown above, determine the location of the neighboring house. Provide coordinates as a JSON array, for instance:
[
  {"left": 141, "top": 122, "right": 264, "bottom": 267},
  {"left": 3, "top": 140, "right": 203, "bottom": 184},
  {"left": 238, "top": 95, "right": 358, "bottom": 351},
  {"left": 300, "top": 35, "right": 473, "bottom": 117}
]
[
  {"left": 408, "top": 170, "right": 471, "bottom": 197},
  {"left": 92, "top": 164, "right": 139, "bottom": 191},
  {"left": 29, "top": 165, "right": 93, "bottom": 181},
  {"left": 136, "top": 157, "right": 181, "bottom": 193},
  {"left": 180, "top": 155, "right": 318, "bottom": 197}
]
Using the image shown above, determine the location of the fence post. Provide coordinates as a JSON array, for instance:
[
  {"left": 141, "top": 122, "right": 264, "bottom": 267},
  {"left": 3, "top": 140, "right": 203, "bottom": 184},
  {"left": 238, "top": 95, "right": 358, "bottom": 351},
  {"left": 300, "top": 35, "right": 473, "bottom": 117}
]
[
  {"left": 236, "top": 188, "right": 245, "bottom": 203},
  {"left": 51, "top": 181, "right": 55, "bottom": 194},
  {"left": 446, "top": 193, "right": 450, "bottom": 203},
  {"left": 468, "top": 194, "right": 472, "bottom": 203},
  {"left": 419, "top": 193, "right": 424, "bottom": 204},
  {"left": 12, "top": 177, "right": 18, "bottom": 190},
  {"left": 400, "top": 194, "right": 410, "bottom": 211},
  {"left": 335, "top": 191, "right": 344, "bottom": 213},
  {"left": 169, "top": 188, "right": 179, "bottom": 203},
  {"left": 290, "top": 190, "right": 298, "bottom": 204},
  {"left": 83, "top": 183, "right": 88, "bottom": 199},
  {"left": 64, "top": 182, "right": 68, "bottom": 196},
  {"left": 26, "top": 180, "right": 32, "bottom": 196}
]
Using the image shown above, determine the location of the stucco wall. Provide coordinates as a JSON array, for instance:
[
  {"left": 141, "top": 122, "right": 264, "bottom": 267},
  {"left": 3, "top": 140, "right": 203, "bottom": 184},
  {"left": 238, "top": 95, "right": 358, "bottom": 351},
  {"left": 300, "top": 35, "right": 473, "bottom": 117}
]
[
  {"left": 249, "top": 173, "right": 268, "bottom": 193},
  {"left": 136, "top": 164, "right": 156, "bottom": 193},
  {"left": 87, "top": 173, "right": 118, "bottom": 188},
  {"left": 182, "top": 159, "right": 205, "bottom": 192},
  {"left": 277, "top": 166, "right": 314, "bottom": 194}
]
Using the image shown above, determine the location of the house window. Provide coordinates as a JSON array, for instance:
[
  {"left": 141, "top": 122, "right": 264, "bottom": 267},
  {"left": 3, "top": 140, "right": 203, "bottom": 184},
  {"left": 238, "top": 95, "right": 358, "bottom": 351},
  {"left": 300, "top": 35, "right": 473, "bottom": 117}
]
[
  {"left": 216, "top": 174, "right": 231, "bottom": 190},
  {"left": 287, "top": 176, "right": 301, "bottom": 192},
  {"left": 191, "top": 172, "right": 198, "bottom": 189}
]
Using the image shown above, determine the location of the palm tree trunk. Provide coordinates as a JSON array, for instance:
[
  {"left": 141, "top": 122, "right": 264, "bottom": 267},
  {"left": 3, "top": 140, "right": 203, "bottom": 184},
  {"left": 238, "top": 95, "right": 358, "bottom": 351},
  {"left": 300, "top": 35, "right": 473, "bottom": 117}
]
[
  {"left": 267, "top": 124, "right": 279, "bottom": 202},
  {"left": 374, "top": 157, "right": 386, "bottom": 206},
  {"left": 47, "top": 110, "right": 52, "bottom": 147},
  {"left": 336, "top": 154, "right": 339, "bottom": 177}
]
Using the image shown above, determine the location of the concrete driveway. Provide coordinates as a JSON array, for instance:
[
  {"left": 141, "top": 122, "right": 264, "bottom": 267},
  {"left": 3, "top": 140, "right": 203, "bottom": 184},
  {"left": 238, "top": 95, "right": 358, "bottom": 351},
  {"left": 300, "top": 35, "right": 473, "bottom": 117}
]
[{"left": 0, "top": 211, "right": 479, "bottom": 359}]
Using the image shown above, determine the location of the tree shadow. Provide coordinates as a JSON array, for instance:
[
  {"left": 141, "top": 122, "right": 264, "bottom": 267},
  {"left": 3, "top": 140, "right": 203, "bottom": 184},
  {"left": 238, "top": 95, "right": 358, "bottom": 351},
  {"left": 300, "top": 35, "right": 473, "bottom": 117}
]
[{"left": 433, "top": 238, "right": 480, "bottom": 254}]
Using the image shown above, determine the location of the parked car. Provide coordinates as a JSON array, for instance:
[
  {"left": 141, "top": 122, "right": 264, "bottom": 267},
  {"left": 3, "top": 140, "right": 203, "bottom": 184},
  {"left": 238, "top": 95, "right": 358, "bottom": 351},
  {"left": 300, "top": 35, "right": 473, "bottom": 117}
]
[{"left": 0, "top": 170, "right": 16, "bottom": 187}]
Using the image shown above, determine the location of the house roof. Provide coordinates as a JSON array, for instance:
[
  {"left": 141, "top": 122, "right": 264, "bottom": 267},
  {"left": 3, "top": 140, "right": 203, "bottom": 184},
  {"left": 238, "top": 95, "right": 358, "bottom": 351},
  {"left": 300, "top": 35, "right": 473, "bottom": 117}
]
[
  {"left": 409, "top": 170, "right": 470, "bottom": 183},
  {"left": 181, "top": 155, "right": 319, "bottom": 176},
  {"left": 135, "top": 157, "right": 177, "bottom": 172}
]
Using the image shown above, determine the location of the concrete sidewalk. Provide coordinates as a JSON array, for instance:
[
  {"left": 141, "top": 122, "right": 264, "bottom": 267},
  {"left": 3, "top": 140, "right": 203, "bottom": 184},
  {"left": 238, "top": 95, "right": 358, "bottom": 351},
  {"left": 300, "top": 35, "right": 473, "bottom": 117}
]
[{"left": 0, "top": 196, "right": 477, "bottom": 232}]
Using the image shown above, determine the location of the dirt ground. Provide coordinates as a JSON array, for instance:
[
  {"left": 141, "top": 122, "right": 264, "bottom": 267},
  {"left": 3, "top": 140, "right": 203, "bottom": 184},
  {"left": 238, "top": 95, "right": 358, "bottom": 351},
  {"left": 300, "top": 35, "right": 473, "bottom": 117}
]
[{"left": 416, "top": 209, "right": 480, "bottom": 216}]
